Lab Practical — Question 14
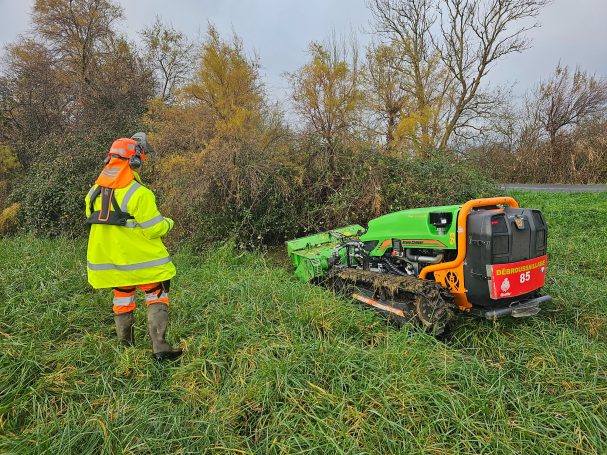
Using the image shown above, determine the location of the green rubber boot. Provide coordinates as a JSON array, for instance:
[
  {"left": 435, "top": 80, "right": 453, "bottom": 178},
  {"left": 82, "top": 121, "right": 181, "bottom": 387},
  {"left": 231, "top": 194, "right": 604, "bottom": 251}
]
[
  {"left": 147, "top": 303, "right": 182, "bottom": 361},
  {"left": 114, "top": 311, "right": 134, "bottom": 347}
]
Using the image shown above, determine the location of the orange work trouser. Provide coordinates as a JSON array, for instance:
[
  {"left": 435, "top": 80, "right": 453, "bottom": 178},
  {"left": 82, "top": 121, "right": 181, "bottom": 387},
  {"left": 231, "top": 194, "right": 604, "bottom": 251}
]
[{"left": 112, "top": 281, "right": 170, "bottom": 314}]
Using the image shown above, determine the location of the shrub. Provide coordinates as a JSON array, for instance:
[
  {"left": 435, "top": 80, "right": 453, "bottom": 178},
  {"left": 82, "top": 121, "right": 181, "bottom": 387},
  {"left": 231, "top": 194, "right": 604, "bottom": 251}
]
[
  {"left": 298, "top": 146, "right": 497, "bottom": 234},
  {"left": 12, "top": 130, "right": 496, "bottom": 245},
  {"left": 12, "top": 134, "right": 112, "bottom": 237},
  {"left": 0, "top": 202, "right": 21, "bottom": 235},
  {"left": 465, "top": 119, "right": 607, "bottom": 184},
  {"left": 156, "top": 136, "right": 302, "bottom": 248},
  {"left": 155, "top": 136, "right": 496, "bottom": 248},
  {"left": 0, "top": 145, "right": 21, "bottom": 212},
  {"left": 378, "top": 151, "right": 497, "bottom": 211}
]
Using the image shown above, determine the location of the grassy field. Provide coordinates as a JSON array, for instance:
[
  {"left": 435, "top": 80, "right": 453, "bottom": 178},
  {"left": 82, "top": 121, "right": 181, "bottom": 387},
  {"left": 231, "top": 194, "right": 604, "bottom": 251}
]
[{"left": 1, "top": 191, "right": 606, "bottom": 454}]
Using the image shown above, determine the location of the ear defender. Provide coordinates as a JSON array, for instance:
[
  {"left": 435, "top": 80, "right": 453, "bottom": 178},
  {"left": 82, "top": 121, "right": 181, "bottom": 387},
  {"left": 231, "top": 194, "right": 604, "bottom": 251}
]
[
  {"left": 129, "top": 150, "right": 142, "bottom": 169},
  {"left": 129, "top": 133, "right": 150, "bottom": 169}
]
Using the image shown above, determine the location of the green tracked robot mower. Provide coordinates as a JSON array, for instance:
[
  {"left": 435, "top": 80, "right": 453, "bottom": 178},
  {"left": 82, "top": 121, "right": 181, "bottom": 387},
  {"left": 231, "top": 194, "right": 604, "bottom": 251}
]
[{"left": 287, "top": 197, "right": 551, "bottom": 334}]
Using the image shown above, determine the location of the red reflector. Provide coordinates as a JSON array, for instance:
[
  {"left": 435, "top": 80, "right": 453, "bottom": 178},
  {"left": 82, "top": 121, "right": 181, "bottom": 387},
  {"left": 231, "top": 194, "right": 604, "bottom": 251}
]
[{"left": 491, "top": 220, "right": 499, "bottom": 225}]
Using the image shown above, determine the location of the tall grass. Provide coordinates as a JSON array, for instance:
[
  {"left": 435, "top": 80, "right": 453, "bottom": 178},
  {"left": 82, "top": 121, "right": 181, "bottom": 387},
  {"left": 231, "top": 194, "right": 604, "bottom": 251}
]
[{"left": 1, "top": 192, "right": 606, "bottom": 454}]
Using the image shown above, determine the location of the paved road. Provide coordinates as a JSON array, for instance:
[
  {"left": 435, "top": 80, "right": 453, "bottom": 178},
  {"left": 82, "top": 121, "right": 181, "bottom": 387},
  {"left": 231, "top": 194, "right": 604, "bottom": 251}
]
[{"left": 501, "top": 184, "right": 607, "bottom": 193}]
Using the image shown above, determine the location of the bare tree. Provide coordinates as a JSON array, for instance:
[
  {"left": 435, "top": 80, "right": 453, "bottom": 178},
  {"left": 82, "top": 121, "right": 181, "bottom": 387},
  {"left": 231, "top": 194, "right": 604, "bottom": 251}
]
[
  {"left": 529, "top": 64, "right": 607, "bottom": 144},
  {"left": 468, "top": 64, "right": 607, "bottom": 184},
  {"left": 369, "top": 0, "right": 549, "bottom": 150},
  {"left": 142, "top": 18, "right": 195, "bottom": 102}
]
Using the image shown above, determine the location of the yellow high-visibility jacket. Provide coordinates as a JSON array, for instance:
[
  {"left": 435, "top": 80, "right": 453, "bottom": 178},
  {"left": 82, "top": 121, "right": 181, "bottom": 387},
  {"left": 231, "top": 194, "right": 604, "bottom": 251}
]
[{"left": 85, "top": 177, "right": 176, "bottom": 289}]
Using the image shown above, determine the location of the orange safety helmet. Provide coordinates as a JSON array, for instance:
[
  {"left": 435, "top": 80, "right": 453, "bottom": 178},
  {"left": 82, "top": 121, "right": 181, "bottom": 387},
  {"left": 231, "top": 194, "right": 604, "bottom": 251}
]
[
  {"left": 106, "top": 137, "right": 145, "bottom": 169},
  {"left": 97, "top": 133, "right": 152, "bottom": 188}
]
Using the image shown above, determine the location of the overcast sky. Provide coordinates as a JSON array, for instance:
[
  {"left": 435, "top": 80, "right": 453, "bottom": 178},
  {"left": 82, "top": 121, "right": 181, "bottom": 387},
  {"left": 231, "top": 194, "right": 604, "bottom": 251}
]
[{"left": 1, "top": 0, "right": 606, "bottom": 105}]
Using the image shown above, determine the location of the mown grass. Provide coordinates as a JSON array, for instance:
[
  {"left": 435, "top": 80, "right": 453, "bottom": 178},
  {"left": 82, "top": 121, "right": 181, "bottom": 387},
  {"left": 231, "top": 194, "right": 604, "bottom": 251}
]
[{"left": 1, "top": 191, "right": 606, "bottom": 454}]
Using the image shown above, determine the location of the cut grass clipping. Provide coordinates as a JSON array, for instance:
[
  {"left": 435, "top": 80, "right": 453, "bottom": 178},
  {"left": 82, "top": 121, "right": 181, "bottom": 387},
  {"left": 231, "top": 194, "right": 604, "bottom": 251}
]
[{"left": 1, "top": 191, "right": 606, "bottom": 453}]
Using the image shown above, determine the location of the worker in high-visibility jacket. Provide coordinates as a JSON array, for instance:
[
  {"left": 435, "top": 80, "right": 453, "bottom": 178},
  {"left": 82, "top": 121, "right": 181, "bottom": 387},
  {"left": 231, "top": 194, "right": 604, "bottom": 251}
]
[{"left": 85, "top": 133, "right": 182, "bottom": 361}]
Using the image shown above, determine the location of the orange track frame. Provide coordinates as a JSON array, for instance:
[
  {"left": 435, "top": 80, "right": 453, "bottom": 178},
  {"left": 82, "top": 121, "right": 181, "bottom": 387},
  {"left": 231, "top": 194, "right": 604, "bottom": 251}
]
[{"left": 419, "top": 197, "right": 520, "bottom": 310}]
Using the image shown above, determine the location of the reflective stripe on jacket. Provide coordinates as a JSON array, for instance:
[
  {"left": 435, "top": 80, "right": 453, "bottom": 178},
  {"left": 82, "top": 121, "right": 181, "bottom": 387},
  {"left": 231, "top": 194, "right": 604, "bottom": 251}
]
[{"left": 85, "top": 179, "right": 176, "bottom": 289}]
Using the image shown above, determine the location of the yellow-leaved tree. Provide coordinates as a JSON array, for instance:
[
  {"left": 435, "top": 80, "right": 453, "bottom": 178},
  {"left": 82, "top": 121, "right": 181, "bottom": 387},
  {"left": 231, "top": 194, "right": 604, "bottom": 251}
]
[
  {"left": 185, "top": 25, "right": 263, "bottom": 142},
  {"left": 289, "top": 40, "right": 362, "bottom": 173},
  {"left": 146, "top": 25, "right": 299, "bottom": 246},
  {"left": 145, "top": 25, "right": 264, "bottom": 155}
]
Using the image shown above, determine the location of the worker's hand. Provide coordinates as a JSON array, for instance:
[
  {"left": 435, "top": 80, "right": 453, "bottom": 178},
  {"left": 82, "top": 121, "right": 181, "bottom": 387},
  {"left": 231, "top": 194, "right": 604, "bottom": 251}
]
[{"left": 163, "top": 217, "right": 174, "bottom": 236}]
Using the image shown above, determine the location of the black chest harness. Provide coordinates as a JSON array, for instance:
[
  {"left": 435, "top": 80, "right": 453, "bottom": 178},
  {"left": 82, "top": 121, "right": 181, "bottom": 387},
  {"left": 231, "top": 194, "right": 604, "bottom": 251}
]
[{"left": 86, "top": 186, "right": 134, "bottom": 226}]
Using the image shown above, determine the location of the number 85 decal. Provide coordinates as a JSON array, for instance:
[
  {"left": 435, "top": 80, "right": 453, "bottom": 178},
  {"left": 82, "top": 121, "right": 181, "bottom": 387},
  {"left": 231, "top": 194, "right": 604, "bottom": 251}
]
[{"left": 519, "top": 271, "right": 531, "bottom": 283}]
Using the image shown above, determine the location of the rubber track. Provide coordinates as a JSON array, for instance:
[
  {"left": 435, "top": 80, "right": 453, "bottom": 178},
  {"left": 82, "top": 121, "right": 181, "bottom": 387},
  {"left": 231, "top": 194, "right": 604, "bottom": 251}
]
[{"left": 331, "top": 267, "right": 456, "bottom": 333}]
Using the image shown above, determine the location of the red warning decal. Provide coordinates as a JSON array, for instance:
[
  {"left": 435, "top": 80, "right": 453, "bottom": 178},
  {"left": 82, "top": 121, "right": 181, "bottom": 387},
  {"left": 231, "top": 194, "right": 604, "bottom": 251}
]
[{"left": 489, "top": 255, "right": 547, "bottom": 299}]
